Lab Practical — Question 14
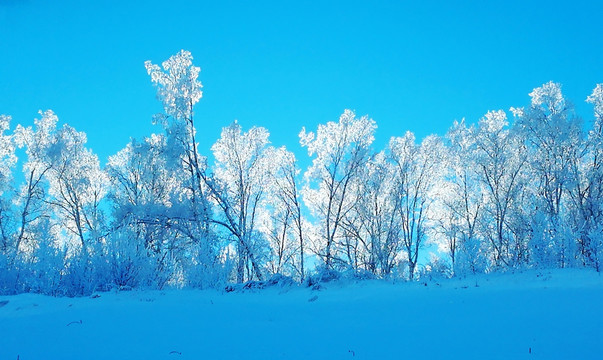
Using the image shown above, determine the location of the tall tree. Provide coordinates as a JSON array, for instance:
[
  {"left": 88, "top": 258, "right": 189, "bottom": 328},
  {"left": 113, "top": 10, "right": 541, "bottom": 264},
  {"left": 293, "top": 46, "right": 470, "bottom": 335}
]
[
  {"left": 388, "top": 132, "right": 444, "bottom": 280},
  {"left": 0, "top": 115, "right": 17, "bottom": 255},
  {"left": 514, "top": 82, "right": 582, "bottom": 267},
  {"left": 474, "top": 110, "right": 529, "bottom": 268},
  {"left": 145, "top": 50, "right": 211, "bottom": 249},
  {"left": 44, "top": 124, "right": 108, "bottom": 255},
  {"left": 567, "top": 84, "right": 603, "bottom": 270},
  {"left": 208, "top": 121, "right": 273, "bottom": 282},
  {"left": 12, "top": 111, "right": 62, "bottom": 257},
  {"left": 343, "top": 151, "right": 401, "bottom": 275},
  {"left": 145, "top": 51, "right": 224, "bottom": 286},
  {"left": 300, "top": 110, "right": 376, "bottom": 270},
  {"left": 264, "top": 146, "right": 307, "bottom": 281},
  {"left": 435, "top": 120, "right": 485, "bottom": 275},
  {"left": 106, "top": 134, "right": 184, "bottom": 287}
]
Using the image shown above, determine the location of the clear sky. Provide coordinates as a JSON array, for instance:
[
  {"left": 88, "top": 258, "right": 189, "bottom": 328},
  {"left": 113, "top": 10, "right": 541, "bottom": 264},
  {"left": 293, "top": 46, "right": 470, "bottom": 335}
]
[{"left": 1, "top": 0, "right": 602, "bottom": 165}]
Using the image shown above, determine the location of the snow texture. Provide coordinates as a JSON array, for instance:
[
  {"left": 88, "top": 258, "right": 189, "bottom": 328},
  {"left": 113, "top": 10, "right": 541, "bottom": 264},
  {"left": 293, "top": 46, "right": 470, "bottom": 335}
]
[{"left": 1, "top": 269, "right": 601, "bottom": 359}]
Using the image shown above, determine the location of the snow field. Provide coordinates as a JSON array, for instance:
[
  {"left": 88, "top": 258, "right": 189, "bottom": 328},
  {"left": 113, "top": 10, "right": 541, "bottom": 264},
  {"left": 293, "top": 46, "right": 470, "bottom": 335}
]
[{"left": 1, "top": 269, "right": 601, "bottom": 359}]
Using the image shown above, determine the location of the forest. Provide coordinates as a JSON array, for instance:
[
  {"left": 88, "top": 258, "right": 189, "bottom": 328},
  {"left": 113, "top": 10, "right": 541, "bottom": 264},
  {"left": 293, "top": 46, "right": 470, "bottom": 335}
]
[{"left": 1, "top": 50, "right": 602, "bottom": 296}]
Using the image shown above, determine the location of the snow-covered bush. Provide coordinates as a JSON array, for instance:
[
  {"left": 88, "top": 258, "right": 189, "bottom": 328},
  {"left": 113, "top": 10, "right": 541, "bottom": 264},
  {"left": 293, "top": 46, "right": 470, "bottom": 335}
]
[
  {"left": 305, "top": 266, "right": 341, "bottom": 287},
  {"left": 419, "top": 253, "right": 452, "bottom": 280},
  {"left": 454, "top": 237, "right": 488, "bottom": 276}
]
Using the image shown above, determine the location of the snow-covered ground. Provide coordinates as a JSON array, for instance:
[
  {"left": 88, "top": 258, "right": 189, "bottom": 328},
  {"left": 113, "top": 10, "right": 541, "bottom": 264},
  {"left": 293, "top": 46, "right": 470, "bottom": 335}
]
[{"left": 1, "top": 269, "right": 601, "bottom": 360}]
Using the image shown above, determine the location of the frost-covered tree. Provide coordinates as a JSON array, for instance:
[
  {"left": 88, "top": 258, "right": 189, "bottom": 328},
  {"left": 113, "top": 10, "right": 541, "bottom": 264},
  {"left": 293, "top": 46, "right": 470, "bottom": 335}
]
[
  {"left": 474, "top": 110, "right": 529, "bottom": 268},
  {"left": 0, "top": 115, "right": 17, "bottom": 255},
  {"left": 107, "top": 135, "right": 176, "bottom": 238},
  {"left": 0, "top": 114, "right": 20, "bottom": 293},
  {"left": 343, "top": 151, "right": 401, "bottom": 275},
  {"left": 388, "top": 132, "right": 445, "bottom": 280},
  {"left": 43, "top": 124, "right": 108, "bottom": 255},
  {"left": 106, "top": 134, "right": 183, "bottom": 288},
  {"left": 145, "top": 51, "right": 223, "bottom": 286},
  {"left": 44, "top": 123, "right": 110, "bottom": 294},
  {"left": 263, "top": 146, "right": 307, "bottom": 280},
  {"left": 208, "top": 121, "right": 273, "bottom": 282},
  {"left": 435, "top": 120, "right": 486, "bottom": 275},
  {"left": 300, "top": 110, "right": 376, "bottom": 270},
  {"left": 145, "top": 50, "right": 211, "bottom": 249},
  {"left": 566, "top": 84, "right": 603, "bottom": 270},
  {"left": 10, "top": 111, "right": 108, "bottom": 295},
  {"left": 513, "top": 82, "right": 582, "bottom": 268},
  {"left": 11, "top": 111, "right": 58, "bottom": 258}
]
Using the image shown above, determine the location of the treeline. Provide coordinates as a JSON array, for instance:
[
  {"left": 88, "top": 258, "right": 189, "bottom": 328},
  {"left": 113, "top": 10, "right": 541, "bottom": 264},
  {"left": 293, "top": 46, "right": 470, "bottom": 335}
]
[{"left": 0, "top": 50, "right": 601, "bottom": 296}]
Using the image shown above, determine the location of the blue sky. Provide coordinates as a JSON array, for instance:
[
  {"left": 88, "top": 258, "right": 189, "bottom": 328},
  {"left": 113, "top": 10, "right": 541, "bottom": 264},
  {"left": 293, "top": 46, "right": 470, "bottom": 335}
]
[{"left": 1, "top": 0, "right": 602, "bottom": 164}]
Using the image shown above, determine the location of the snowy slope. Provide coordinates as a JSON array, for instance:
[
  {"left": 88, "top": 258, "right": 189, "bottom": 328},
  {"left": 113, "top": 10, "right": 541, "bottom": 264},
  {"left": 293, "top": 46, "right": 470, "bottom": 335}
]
[{"left": 1, "top": 269, "right": 602, "bottom": 360}]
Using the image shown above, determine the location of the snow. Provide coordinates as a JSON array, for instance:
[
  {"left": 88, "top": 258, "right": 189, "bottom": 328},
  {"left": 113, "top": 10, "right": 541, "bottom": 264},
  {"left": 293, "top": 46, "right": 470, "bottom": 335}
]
[{"left": 1, "top": 269, "right": 602, "bottom": 359}]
